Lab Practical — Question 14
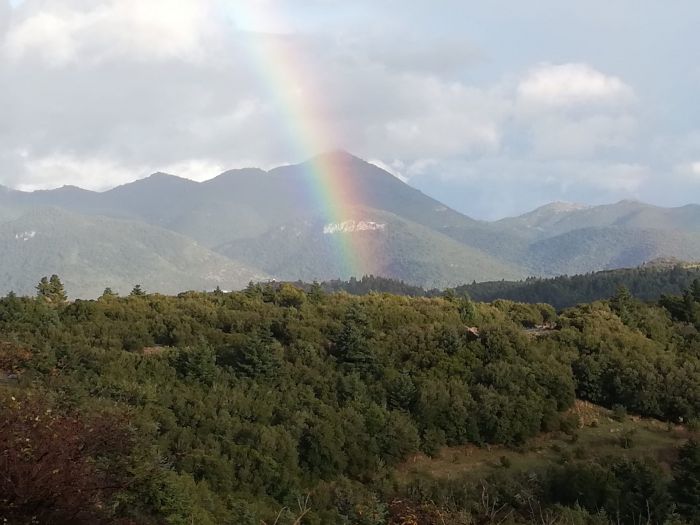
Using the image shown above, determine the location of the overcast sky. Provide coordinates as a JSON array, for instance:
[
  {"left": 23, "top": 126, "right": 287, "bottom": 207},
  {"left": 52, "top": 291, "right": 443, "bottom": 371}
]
[{"left": 1, "top": 1, "right": 699, "bottom": 219}]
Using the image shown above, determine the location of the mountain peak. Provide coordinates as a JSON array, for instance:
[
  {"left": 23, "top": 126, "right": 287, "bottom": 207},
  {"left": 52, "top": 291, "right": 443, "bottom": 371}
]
[
  {"left": 511, "top": 201, "right": 589, "bottom": 221},
  {"left": 537, "top": 201, "right": 589, "bottom": 213},
  {"left": 107, "top": 172, "right": 199, "bottom": 194},
  {"left": 54, "top": 184, "right": 93, "bottom": 193},
  {"left": 312, "top": 150, "right": 364, "bottom": 165},
  {"left": 145, "top": 172, "right": 192, "bottom": 182},
  {"left": 614, "top": 199, "right": 645, "bottom": 206}
]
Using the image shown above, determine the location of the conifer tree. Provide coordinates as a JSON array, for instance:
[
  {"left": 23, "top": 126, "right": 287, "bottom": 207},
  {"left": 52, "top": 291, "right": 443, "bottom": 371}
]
[
  {"left": 48, "top": 274, "right": 67, "bottom": 303},
  {"left": 36, "top": 275, "right": 67, "bottom": 303},
  {"left": 130, "top": 284, "right": 146, "bottom": 297}
]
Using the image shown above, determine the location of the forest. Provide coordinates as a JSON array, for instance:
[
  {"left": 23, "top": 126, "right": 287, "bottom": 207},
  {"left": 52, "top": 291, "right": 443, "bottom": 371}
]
[
  {"left": 1, "top": 276, "right": 699, "bottom": 524},
  {"left": 313, "top": 263, "right": 700, "bottom": 309}
]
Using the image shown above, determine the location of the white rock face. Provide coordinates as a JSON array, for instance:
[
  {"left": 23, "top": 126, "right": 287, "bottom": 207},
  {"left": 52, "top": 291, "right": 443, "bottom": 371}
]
[
  {"left": 15, "top": 231, "right": 37, "bottom": 241},
  {"left": 323, "top": 220, "right": 386, "bottom": 234}
]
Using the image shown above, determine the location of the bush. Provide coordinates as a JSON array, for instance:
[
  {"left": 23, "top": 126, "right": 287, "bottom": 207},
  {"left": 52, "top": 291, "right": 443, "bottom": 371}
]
[
  {"left": 619, "top": 430, "right": 636, "bottom": 449},
  {"left": 612, "top": 404, "right": 628, "bottom": 422}
]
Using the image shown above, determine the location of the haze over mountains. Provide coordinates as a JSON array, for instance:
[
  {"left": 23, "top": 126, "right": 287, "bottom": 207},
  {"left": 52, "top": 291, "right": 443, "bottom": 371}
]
[{"left": 2, "top": 151, "right": 700, "bottom": 298}]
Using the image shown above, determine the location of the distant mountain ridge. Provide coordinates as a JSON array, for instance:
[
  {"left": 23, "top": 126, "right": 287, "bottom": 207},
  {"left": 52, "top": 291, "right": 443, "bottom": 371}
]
[
  {"left": 0, "top": 207, "right": 266, "bottom": 298},
  {"left": 1, "top": 151, "right": 700, "bottom": 297}
]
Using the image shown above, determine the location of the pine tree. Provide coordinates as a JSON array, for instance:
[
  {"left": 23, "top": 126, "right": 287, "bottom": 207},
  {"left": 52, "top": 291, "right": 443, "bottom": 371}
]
[
  {"left": 36, "top": 277, "right": 50, "bottom": 299},
  {"left": 309, "top": 281, "right": 324, "bottom": 303},
  {"left": 130, "top": 284, "right": 146, "bottom": 297},
  {"left": 36, "top": 275, "right": 66, "bottom": 303},
  {"left": 100, "top": 287, "right": 117, "bottom": 299},
  {"left": 691, "top": 279, "right": 700, "bottom": 303},
  {"left": 48, "top": 275, "right": 67, "bottom": 303},
  {"left": 672, "top": 439, "right": 700, "bottom": 520}
]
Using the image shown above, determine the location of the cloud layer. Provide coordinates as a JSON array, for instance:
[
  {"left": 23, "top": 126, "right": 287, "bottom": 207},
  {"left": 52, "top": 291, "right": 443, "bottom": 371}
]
[{"left": 1, "top": 0, "right": 699, "bottom": 218}]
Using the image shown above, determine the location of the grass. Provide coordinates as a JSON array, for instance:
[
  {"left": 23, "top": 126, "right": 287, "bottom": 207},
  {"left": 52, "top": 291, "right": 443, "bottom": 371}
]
[{"left": 396, "top": 401, "right": 696, "bottom": 483}]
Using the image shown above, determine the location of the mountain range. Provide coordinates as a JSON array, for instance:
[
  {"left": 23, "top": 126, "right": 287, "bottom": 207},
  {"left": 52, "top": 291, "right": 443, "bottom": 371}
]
[{"left": 2, "top": 151, "right": 700, "bottom": 298}]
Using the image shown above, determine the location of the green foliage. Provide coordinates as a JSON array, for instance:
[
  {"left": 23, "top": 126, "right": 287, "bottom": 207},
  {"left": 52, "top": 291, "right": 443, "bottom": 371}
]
[
  {"left": 0, "top": 207, "right": 264, "bottom": 298},
  {"left": 459, "top": 264, "right": 700, "bottom": 309},
  {"left": 311, "top": 264, "right": 700, "bottom": 311},
  {"left": 130, "top": 284, "right": 147, "bottom": 296},
  {"left": 36, "top": 274, "right": 67, "bottom": 304},
  {"left": 1, "top": 282, "right": 699, "bottom": 523},
  {"left": 672, "top": 440, "right": 700, "bottom": 521}
]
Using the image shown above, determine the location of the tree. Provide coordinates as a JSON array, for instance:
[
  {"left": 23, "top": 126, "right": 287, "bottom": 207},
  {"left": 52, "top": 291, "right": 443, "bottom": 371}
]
[
  {"left": 672, "top": 439, "right": 700, "bottom": 521},
  {"left": 49, "top": 275, "right": 67, "bottom": 302},
  {"left": 611, "top": 285, "right": 635, "bottom": 324},
  {"left": 691, "top": 279, "right": 700, "bottom": 303},
  {"left": 0, "top": 394, "right": 133, "bottom": 524},
  {"left": 611, "top": 458, "right": 672, "bottom": 525},
  {"left": 36, "top": 275, "right": 67, "bottom": 303},
  {"left": 217, "top": 334, "right": 282, "bottom": 379},
  {"left": 458, "top": 294, "right": 477, "bottom": 324},
  {"left": 36, "top": 276, "right": 50, "bottom": 298},
  {"left": 309, "top": 281, "right": 324, "bottom": 302},
  {"left": 100, "top": 287, "right": 118, "bottom": 299},
  {"left": 244, "top": 281, "right": 262, "bottom": 299},
  {"left": 130, "top": 284, "right": 146, "bottom": 297},
  {"left": 333, "top": 320, "right": 376, "bottom": 374}
]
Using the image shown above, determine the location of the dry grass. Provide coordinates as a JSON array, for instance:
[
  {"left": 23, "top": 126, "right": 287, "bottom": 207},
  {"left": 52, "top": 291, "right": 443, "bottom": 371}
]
[{"left": 396, "top": 401, "right": 696, "bottom": 483}]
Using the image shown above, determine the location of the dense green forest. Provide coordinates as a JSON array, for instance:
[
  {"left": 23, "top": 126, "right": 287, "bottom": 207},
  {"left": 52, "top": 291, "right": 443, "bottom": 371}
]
[
  {"left": 1, "top": 277, "right": 700, "bottom": 524},
  {"left": 312, "top": 263, "right": 700, "bottom": 309}
]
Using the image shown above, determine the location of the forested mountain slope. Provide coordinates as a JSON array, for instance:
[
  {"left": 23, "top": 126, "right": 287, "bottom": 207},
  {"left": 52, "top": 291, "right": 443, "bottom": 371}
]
[
  {"left": 0, "top": 207, "right": 265, "bottom": 298},
  {"left": 2, "top": 153, "right": 700, "bottom": 291},
  {"left": 1, "top": 281, "right": 698, "bottom": 523}
]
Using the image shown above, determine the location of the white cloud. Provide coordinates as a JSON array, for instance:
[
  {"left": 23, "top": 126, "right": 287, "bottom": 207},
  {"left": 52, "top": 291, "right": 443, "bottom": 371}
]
[
  {"left": 512, "top": 63, "right": 638, "bottom": 161},
  {"left": 0, "top": 1, "right": 695, "bottom": 218},
  {"left": 160, "top": 159, "right": 226, "bottom": 183},
  {"left": 517, "top": 63, "right": 634, "bottom": 111},
  {"left": 3, "top": 0, "right": 217, "bottom": 66},
  {"left": 368, "top": 159, "right": 408, "bottom": 182},
  {"left": 17, "top": 154, "right": 235, "bottom": 191},
  {"left": 527, "top": 114, "right": 638, "bottom": 159},
  {"left": 18, "top": 154, "right": 142, "bottom": 191},
  {"left": 673, "top": 161, "right": 700, "bottom": 181},
  {"left": 358, "top": 78, "right": 510, "bottom": 158},
  {"left": 582, "top": 163, "right": 649, "bottom": 192}
]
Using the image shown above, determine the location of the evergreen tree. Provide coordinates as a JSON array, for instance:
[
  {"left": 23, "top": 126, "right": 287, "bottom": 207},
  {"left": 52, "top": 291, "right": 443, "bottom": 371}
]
[
  {"left": 672, "top": 439, "right": 700, "bottom": 521},
  {"left": 691, "top": 279, "right": 700, "bottom": 303},
  {"left": 49, "top": 275, "right": 67, "bottom": 303},
  {"left": 309, "top": 281, "right": 324, "bottom": 302},
  {"left": 457, "top": 294, "right": 477, "bottom": 324},
  {"left": 244, "top": 281, "right": 262, "bottom": 299},
  {"left": 130, "top": 284, "right": 146, "bottom": 297},
  {"left": 100, "top": 287, "right": 117, "bottom": 299},
  {"left": 36, "top": 276, "right": 50, "bottom": 298},
  {"left": 36, "top": 275, "right": 67, "bottom": 303}
]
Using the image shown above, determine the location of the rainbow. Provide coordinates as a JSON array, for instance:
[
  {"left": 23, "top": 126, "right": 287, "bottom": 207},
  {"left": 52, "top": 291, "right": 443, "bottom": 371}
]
[{"left": 221, "top": 2, "right": 369, "bottom": 279}]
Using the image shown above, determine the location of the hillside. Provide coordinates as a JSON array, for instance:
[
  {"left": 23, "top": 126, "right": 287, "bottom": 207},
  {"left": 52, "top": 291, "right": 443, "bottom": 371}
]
[
  {"left": 523, "top": 226, "right": 700, "bottom": 276},
  {"left": 497, "top": 200, "right": 700, "bottom": 240},
  {"left": 458, "top": 263, "right": 700, "bottom": 309},
  {"left": 308, "top": 263, "right": 700, "bottom": 310},
  {"left": 0, "top": 207, "right": 266, "bottom": 298},
  {"left": 218, "top": 207, "right": 524, "bottom": 287},
  {"left": 1, "top": 281, "right": 699, "bottom": 523},
  {"left": 2, "top": 153, "right": 700, "bottom": 291}
]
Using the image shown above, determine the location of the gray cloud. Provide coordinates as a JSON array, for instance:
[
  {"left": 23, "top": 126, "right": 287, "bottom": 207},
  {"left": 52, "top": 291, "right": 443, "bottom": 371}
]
[{"left": 1, "top": 0, "right": 699, "bottom": 218}]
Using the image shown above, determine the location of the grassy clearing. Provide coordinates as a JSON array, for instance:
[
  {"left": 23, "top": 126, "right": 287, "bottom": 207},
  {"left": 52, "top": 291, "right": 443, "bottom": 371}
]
[{"left": 396, "top": 401, "right": 696, "bottom": 483}]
